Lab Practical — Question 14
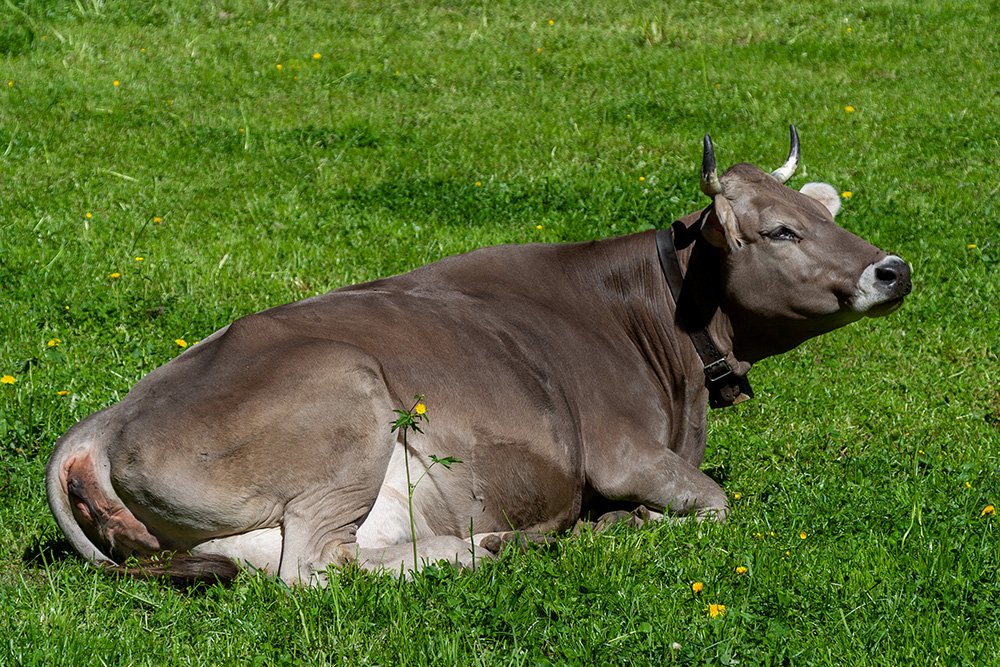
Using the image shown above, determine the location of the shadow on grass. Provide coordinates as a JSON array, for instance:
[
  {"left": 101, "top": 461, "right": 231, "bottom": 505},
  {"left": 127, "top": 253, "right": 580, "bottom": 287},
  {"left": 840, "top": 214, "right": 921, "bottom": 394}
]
[{"left": 22, "top": 535, "right": 80, "bottom": 568}]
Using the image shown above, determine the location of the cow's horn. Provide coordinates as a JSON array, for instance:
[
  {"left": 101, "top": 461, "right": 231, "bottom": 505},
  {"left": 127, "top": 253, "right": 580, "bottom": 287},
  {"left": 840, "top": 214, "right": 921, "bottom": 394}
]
[
  {"left": 770, "top": 124, "right": 800, "bottom": 184},
  {"left": 700, "top": 134, "right": 723, "bottom": 197}
]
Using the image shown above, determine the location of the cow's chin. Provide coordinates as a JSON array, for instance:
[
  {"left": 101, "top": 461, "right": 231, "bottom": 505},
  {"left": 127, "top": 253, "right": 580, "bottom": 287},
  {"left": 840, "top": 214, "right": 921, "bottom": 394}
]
[{"left": 863, "top": 297, "right": 905, "bottom": 318}]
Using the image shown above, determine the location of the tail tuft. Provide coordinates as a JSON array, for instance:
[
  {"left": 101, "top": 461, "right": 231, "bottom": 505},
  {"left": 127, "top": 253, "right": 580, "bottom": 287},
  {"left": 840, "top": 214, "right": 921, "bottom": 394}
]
[{"left": 102, "top": 552, "right": 240, "bottom": 588}]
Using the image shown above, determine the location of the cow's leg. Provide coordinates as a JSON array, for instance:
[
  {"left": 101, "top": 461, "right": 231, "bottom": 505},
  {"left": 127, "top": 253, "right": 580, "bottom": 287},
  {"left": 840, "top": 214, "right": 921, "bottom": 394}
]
[
  {"left": 356, "top": 536, "right": 494, "bottom": 578},
  {"left": 588, "top": 447, "right": 729, "bottom": 522}
]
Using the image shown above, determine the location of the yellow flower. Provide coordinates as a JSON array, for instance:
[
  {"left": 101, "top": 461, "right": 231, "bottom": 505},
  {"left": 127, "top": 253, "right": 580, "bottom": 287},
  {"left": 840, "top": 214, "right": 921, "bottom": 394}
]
[
  {"left": 86, "top": 212, "right": 93, "bottom": 218},
  {"left": 754, "top": 532, "right": 762, "bottom": 539},
  {"left": 982, "top": 505, "right": 995, "bottom": 517},
  {"left": 175, "top": 339, "right": 188, "bottom": 348},
  {"left": 968, "top": 244, "right": 977, "bottom": 249},
  {"left": 57, "top": 390, "right": 70, "bottom": 396},
  {"left": 847, "top": 27, "right": 852, "bottom": 32},
  {"left": 707, "top": 604, "right": 726, "bottom": 618},
  {"left": 109, "top": 272, "right": 121, "bottom": 279},
  {"left": 691, "top": 581, "right": 704, "bottom": 594},
  {"left": 842, "top": 191, "right": 852, "bottom": 198},
  {"left": 276, "top": 64, "right": 283, "bottom": 70},
  {"left": 965, "top": 481, "right": 972, "bottom": 489},
  {"left": 536, "top": 225, "right": 543, "bottom": 230},
  {"left": 113, "top": 80, "right": 119, "bottom": 86},
  {"left": 135, "top": 257, "right": 144, "bottom": 262},
  {"left": 313, "top": 53, "right": 322, "bottom": 59},
  {"left": 537, "top": 47, "right": 543, "bottom": 53},
  {"left": 7, "top": 81, "right": 12, "bottom": 87},
  {"left": 47, "top": 339, "right": 61, "bottom": 347},
  {"left": 639, "top": 176, "right": 645, "bottom": 182},
  {"left": 1, "top": 375, "right": 15, "bottom": 384},
  {"left": 154, "top": 217, "right": 162, "bottom": 223},
  {"left": 845, "top": 106, "right": 855, "bottom": 113},
  {"left": 415, "top": 403, "right": 427, "bottom": 415},
  {"left": 548, "top": 20, "right": 554, "bottom": 25},
  {"left": 735, "top": 566, "right": 748, "bottom": 575},
  {"left": 799, "top": 531, "right": 807, "bottom": 540},
  {"left": 475, "top": 181, "right": 482, "bottom": 187},
  {"left": 733, "top": 493, "right": 741, "bottom": 500}
]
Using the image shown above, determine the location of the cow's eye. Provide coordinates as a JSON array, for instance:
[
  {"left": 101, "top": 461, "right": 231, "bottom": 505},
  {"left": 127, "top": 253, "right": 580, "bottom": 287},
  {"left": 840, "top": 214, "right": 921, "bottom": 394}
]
[{"left": 765, "top": 226, "right": 800, "bottom": 241}]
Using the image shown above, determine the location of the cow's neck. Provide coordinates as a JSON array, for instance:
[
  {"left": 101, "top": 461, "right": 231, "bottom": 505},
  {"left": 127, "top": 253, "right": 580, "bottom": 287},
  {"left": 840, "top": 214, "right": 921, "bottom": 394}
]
[{"left": 665, "top": 219, "right": 753, "bottom": 408}]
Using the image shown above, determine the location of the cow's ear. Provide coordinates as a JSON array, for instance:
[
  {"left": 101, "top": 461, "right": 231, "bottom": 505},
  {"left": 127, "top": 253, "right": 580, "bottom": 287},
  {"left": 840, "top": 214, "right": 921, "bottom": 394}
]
[
  {"left": 701, "top": 195, "right": 743, "bottom": 252},
  {"left": 799, "top": 182, "right": 842, "bottom": 217}
]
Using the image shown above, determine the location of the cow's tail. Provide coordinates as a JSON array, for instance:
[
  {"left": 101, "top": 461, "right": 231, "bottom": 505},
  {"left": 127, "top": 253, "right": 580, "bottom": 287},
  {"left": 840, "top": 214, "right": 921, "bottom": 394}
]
[{"left": 45, "top": 425, "right": 239, "bottom": 587}]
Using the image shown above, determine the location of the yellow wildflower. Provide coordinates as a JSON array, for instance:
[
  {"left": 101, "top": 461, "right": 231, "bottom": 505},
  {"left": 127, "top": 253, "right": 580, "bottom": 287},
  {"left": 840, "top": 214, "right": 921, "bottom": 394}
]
[
  {"left": 965, "top": 482, "right": 972, "bottom": 489},
  {"left": 968, "top": 244, "right": 977, "bottom": 249},
  {"left": 537, "top": 48, "right": 543, "bottom": 53},
  {"left": 86, "top": 212, "right": 93, "bottom": 218},
  {"left": 842, "top": 191, "right": 852, "bottom": 198},
  {"left": 799, "top": 531, "right": 807, "bottom": 540},
  {"left": 175, "top": 339, "right": 188, "bottom": 348},
  {"left": 313, "top": 53, "right": 321, "bottom": 59},
  {"left": 733, "top": 493, "right": 741, "bottom": 500},
  {"left": 414, "top": 403, "right": 427, "bottom": 415},
  {"left": 735, "top": 566, "right": 748, "bottom": 575},
  {"left": 845, "top": 106, "right": 855, "bottom": 113},
  {"left": 691, "top": 581, "right": 704, "bottom": 594},
  {"left": 707, "top": 604, "right": 726, "bottom": 618},
  {"left": 548, "top": 20, "right": 554, "bottom": 25},
  {"left": 1, "top": 375, "right": 15, "bottom": 384},
  {"left": 276, "top": 64, "right": 283, "bottom": 70},
  {"left": 536, "top": 225, "right": 543, "bottom": 230},
  {"left": 109, "top": 272, "right": 121, "bottom": 279},
  {"left": 135, "top": 257, "right": 144, "bottom": 262},
  {"left": 47, "top": 339, "right": 61, "bottom": 347},
  {"left": 57, "top": 390, "right": 70, "bottom": 396},
  {"left": 154, "top": 217, "right": 162, "bottom": 223},
  {"left": 982, "top": 505, "right": 995, "bottom": 517},
  {"left": 475, "top": 181, "right": 482, "bottom": 187},
  {"left": 639, "top": 176, "right": 645, "bottom": 182}
]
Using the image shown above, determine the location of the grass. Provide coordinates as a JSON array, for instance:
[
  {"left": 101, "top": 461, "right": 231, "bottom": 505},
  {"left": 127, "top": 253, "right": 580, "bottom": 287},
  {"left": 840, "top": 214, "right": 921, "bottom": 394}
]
[{"left": 1, "top": 0, "right": 999, "bottom": 663}]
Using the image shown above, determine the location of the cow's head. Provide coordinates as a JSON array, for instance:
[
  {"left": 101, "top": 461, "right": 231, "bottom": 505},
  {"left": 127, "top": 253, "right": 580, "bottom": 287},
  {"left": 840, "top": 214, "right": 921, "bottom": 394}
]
[{"left": 697, "top": 126, "right": 911, "bottom": 363}]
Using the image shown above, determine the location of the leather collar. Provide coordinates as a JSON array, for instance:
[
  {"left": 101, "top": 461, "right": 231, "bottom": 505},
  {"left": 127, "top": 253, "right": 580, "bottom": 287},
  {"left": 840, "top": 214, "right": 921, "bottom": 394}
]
[{"left": 655, "top": 226, "right": 753, "bottom": 409}]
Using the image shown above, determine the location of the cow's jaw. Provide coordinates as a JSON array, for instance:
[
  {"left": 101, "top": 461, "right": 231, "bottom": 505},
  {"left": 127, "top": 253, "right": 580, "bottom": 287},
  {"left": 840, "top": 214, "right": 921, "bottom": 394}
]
[{"left": 850, "top": 255, "right": 912, "bottom": 317}]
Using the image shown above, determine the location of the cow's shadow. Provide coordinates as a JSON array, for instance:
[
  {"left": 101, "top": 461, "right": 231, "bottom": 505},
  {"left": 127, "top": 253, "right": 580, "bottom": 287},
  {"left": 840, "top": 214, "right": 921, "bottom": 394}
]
[{"left": 22, "top": 535, "right": 81, "bottom": 567}]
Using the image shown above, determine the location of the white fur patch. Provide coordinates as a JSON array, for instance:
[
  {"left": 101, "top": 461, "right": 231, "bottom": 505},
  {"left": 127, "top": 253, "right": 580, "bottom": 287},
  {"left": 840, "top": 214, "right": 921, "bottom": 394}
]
[
  {"left": 850, "top": 255, "right": 907, "bottom": 313},
  {"left": 800, "top": 182, "right": 842, "bottom": 217}
]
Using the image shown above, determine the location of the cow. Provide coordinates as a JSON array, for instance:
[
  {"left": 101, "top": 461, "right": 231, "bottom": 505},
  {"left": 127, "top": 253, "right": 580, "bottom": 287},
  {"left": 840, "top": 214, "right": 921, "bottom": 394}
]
[{"left": 46, "top": 127, "right": 911, "bottom": 586}]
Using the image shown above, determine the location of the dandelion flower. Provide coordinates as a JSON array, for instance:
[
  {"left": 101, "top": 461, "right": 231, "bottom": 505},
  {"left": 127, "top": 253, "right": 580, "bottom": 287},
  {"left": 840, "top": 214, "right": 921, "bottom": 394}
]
[
  {"left": 845, "top": 106, "right": 855, "bottom": 113},
  {"left": 113, "top": 80, "right": 119, "bottom": 86},
  {"left": 154, "top": 217, "right": 162, "bottom": 223},
  {"left": 415, "top": 403, "right": 427, "bottom": 415},
  {"left": 968, "top": 244, "right": 977, "bottom": 249},
  {"left": 175, "top": 339, "right": 188, "bottom": 348},
  {"left": 799, "top": 531, "right": 807, "bottom": 540},
  {"left": 982, "top": 505, "right": 995, "bottom": 517},
  {"left": 239, "top": 128, "right": 245, "bottom": 133},
  {"left": 276, "top": 64, "right": 283, "bottom": 70},
  {"left": 639, "top": 176, "right": 645, "bottom": 182},
  {"left": 707, "top": 604, "right": 726, "bottom": 618},
  {"left": 475, "top": 181, "right": 482, "bottom": 187},
  {"left": 691, "top": 581, "right": 704, "bottom": 594},
  {"left": 733, "top": 493, "right": 741, "bottom": 500},
  {"left": 47, "top": 339, "right": 61, "bottom": 347},
  {"left": 536, "top": 225, "right": 543, "bottom": 230},
  {"left": 313, "top": 53, "right": 321, "bottom": 59},
  {"left": 1, "top": 375, "right": 15, "bottom": 384},
  {"left": 135, "top": 257, "right": 144, "bottom": 262},
  {"left": 548, "top": 20, "right": 554, "bottom": 25},
  {"left": 57, "top": 390, "right": 70, "bottom": 396},
  {"left": 86, "top": 212, "right": 93, "bottom": 218},
  {"left": 537, "top": 47, "right": 543, "bottom": 53},
  {"left": 109, "top": 272, "right": 121, "bottom": 279},
  {"left": 7, "top": 81, "right": 12, "bottom": 87},
  {"left": 735, "top": 566, "right": 748, "bottom": 575},
  {"left": 842, "top": 191, "right": 852, "bottom": 198}
]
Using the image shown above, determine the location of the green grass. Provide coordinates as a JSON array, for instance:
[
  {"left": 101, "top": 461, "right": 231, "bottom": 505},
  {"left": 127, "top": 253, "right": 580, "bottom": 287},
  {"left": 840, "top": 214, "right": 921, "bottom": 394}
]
[{"left": 2, "top": 0, "right": 999, "bottom": 664}]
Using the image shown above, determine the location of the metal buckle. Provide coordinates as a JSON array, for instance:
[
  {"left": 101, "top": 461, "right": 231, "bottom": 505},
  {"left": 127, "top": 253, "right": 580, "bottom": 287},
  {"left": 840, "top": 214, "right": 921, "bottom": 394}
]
[{"left": 703, "top": 358, "right": 734, "bottom": 382}]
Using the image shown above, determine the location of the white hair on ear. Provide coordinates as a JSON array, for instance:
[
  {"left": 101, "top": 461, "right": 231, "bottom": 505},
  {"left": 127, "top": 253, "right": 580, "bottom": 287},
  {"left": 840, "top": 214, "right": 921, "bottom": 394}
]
[{"left": 799, "top": 182, "right": 842, "bottom": 217}]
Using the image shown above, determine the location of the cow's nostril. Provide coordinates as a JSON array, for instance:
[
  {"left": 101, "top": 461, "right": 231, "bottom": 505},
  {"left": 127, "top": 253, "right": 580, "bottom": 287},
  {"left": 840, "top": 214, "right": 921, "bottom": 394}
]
[{"left": 875, "top": 266, "right": 897, "bottom": 285}]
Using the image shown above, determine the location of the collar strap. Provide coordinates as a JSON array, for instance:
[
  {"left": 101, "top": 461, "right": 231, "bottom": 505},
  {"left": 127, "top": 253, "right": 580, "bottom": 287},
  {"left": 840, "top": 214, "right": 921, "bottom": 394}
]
[{"left": 655, "top": 227, "right": 753, "bottom": 409}]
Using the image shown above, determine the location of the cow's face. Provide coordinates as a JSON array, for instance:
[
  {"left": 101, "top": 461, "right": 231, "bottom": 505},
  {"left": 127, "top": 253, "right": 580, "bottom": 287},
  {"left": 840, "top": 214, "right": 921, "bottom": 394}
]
[{"left": 698, "top": 143, "right": 910, "bottom": 362}]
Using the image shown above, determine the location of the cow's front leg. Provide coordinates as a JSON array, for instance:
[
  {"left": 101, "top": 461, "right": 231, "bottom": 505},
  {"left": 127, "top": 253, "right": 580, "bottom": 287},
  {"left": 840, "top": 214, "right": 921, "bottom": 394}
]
[{"left": 588, "top": 446, "right": 729, "bottom": 522}]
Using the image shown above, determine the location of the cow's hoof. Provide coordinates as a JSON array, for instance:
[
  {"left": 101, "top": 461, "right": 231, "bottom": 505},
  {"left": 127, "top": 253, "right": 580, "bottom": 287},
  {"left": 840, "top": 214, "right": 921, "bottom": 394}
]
[
  {"left": 479, "top": 532, "right": 559, "bottom": 555},
  {"left": 593, "top": 505, "right": 652, "bottom": 534}
]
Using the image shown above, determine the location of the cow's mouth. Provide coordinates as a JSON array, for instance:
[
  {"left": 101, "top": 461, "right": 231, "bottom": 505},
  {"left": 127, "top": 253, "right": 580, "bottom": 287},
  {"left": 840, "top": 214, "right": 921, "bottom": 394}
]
[{"left": 865, "top": 296, "right": 905, "bottom": 317}]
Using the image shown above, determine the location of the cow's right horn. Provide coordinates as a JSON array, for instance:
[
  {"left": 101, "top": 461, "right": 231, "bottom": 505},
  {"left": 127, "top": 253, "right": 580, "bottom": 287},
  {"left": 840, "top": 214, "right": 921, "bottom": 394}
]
[
  {"left": 770, "top": 124, "right": 800, "bottom": 184},
  {"left": 700, "top": 134, "right": 723, "bottom": 197}
]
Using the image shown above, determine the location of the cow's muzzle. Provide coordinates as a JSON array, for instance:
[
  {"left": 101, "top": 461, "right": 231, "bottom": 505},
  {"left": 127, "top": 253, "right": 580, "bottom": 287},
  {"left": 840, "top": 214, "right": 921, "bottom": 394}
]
[{"left": 853, "top": 255, "right": 912, "bottom": 316}]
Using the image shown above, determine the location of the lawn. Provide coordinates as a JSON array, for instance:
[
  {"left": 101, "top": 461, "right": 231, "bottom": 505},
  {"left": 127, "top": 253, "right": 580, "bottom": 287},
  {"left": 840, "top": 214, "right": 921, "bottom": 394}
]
[{"left": 1, "top": 0, "right": 998, "bottom": 664}]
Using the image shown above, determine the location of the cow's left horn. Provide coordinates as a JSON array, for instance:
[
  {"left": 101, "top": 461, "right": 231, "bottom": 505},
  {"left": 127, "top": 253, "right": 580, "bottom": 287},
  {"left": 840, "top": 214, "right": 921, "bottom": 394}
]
[
  {"left": 770, "top": 124, "right": 800, "bottom": 184},
  {"left": 700, "top": 134, "right": 723, "bottom": 197}
]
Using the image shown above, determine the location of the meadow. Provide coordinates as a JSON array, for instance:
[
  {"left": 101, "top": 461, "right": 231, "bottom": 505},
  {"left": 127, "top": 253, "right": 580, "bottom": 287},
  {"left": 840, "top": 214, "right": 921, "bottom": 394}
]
[{"left": 1, "top": 0, "right": 998, "bottom": 664}]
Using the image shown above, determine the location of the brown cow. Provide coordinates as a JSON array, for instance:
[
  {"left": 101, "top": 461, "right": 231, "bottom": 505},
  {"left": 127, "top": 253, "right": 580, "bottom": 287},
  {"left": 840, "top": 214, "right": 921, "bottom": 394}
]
[{"left": 46, "top": 127, "right": 911, "bottom": 585}]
